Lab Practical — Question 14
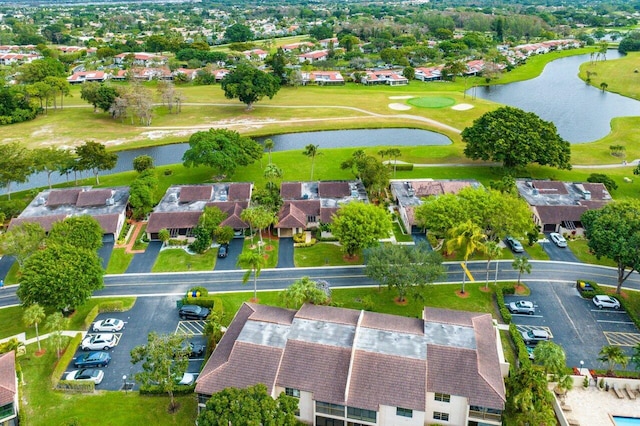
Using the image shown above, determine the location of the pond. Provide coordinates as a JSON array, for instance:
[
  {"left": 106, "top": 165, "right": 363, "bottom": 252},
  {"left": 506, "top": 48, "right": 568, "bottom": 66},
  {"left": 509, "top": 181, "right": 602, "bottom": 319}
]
[
  {"left": 9, "top": 128, "right": 451, "bottom": 193},
  {"left": 470, "top": 50, "right": 640, "bottom": 143}
]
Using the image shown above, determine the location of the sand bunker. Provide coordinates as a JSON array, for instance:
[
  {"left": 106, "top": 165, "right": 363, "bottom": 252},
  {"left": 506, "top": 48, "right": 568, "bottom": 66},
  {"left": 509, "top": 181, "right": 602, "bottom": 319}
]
[
  {"left": 388, "top": 103, "right": 412, "bottom": 111},
  {"left": 451, "top": 103, "right": 474, "bottom": 111},
  {"left": 388, "top": 96, "right": 415, "bottom": 100}
]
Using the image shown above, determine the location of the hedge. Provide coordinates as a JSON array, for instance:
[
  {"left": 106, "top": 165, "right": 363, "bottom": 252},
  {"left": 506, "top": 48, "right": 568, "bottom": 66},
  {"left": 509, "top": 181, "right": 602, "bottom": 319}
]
[
  {"left": 51, "top": 333, "right": 83, "bottom": 388},
  {"left": 294, "top": 239, "right": 317, "bottom": 248},
  {"left": 56, "top": 380, "right": 95, "bottom": 393},
  {"left": 82, "top": 300, "right": 126, "bottom": 330},
  {"left": 391, "top": 163, "right": 413, "bottom": 171},
  {"left": 139, "top": 383, "right": 196, "bottom": 395},
  {"left": 576, "top": 279, "right": 599, "bottom": 299},
  {"left": 509, "top": 323, "right": 532, "bottom": 368},
  {"left": 495, "top": 285, "right": 513, "bottom": 324}
]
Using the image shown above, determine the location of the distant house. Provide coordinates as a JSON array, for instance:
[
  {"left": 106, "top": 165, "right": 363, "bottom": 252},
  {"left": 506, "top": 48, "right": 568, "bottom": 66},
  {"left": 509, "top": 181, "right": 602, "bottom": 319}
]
[
  {"left": 275, "top": 181, "right": 367, "bottom": 237},
  {"left": 67, "top": 70, "right": 110, "bottom": 84},
  {"left": 318, "top": 37, "right": 339, "bottom": 48},
  {"left": 172, "top": 68, "right": 199, "bottom": 81},
  {"left": 414, "top": 66, "right": 443, "bottom": 82},
  {"left": 146, "top": 183, "right": 253, "bottom": 241},
  {"left": 359, "top": 70, "right": 408, "bottom": 86},
  {"left": 8, "top": 187, "right": 130, "bottom": 243},
  {"left": 516, "top": 180, "right": 612, "bottom": 234},
  {"left": 302, "top": 71, "right": 345, "bottom": 86},
  {"left": 195, "top": 303, "right": 507, "bottom": 426},
  {"left": 0, "top": 53, "right": 40, "bottom": 66},
  {"left": 113, "top": 52, "right": 167, "bottom": 67},
  {"left": 282, "top": 42, "right": 314, "bottom": 53},
  {"left": 0, "top": 351, "right": 18, "bottom": 426},
  {"left": 390, "top": 179, "right": 482, "bottom": 233},
  {"left": 297, "top": 49, "right": 329, "bottom": 63},
  {"left": 242, "top": 48, "right": 268, "bottom": 61}
]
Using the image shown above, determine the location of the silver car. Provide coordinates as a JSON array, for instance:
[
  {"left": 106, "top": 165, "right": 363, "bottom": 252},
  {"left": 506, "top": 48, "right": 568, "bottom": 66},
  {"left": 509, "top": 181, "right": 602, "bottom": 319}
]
[
  {"left": 81, "top": 334, "right": 117, "bottom": 351},
  {"left": 549, "top": 232, "right": 568, "bottom": 248},
  {"left": 508, "top": 300, "right": 535, "bottom": 315},
  {"left": 521, "top": 329, "right": 550, "bottom": 345},
  {"left": 592, "top": 295, "right": 620, "bottom": 310}
]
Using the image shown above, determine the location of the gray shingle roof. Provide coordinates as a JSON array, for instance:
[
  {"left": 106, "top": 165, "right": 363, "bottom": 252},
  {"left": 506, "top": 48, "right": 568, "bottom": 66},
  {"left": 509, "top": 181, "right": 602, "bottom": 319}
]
[
  {"left": 46, "top": 189, "right": 81, "bottom": 206},
  {"left": 179, "top": 186, "right": 213, "bottom": 202},
  {"left": 76, "top": 189, "right": 112, "bottom": 207},
  {"left": 146, "top": 211, "right": 201, "bottom": 233}
]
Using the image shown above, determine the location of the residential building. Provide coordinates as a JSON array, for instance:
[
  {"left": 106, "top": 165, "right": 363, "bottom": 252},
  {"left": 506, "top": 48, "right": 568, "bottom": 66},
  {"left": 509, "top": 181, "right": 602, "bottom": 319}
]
[
  {"left": 0, "top": 351, "right": 18, "bottom": 426},
  {"left": 282, "top": 42, "right": 314, "bottom": 53},
  {"left": 390, "top": 179, "right": 482, "bottom": 233},
  {"left": 275, "top": 181, "right": 367, "bottom": 237},
  {"left": 414, "top": 66, "right": 442, "bottom": 82},
  {"left": 196, "top": 303, "right": 507, "bottom": 426},
  {"left": 8, "top": 187, "right": 129, "bottom": 242},
  {"left": 298, "top": 49, "right": 329, "bottom": 63},
  {"left": 318, "top": 37, "right": 339, "bottom": 48},
  {"left": 146, "top": 183, "right": 253, "bottom": 241},
  {"left": 242, "top": 48, "right": 268, "bottom": 61},
  {"left": 301, "top": 71, "right": 345, "bottom": 86},
  {"left": 113, "top": 52, "right": 167, "bottom": 67},
  {"left": 359, "top": 70, "right": 408, "bottom": 86},
  {"left": 67, "top": 70, "right": 110, "bottom": 84},
  {"left": 516, "top": 180, "right": 612, "bottom": 234}
]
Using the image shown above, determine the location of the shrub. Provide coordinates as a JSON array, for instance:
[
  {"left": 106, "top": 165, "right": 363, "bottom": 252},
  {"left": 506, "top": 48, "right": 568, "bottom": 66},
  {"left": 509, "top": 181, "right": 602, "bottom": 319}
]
[
  {"left": 393, "top": 163, "right": 414, "bottom": 171},
  {"left": 576, "top": 279, "right": 599, "bottom": 299},
  {"left": 51, "top": 333, "right": 83, "bottom": 388},
  {"left": 163, "top": 169, "right": 173, "bottom": 176},
  {"left": 294, "top": 239, "right": 317, "bottom": 248},
  {"left": 509, "top": 323, "right": 531, "bottom": 368},
  {"left": 139, "top": 384, "right": 195, "bottom": 395},
  {"left": 57, "top": 380, "right": 95, "bottom": 393},
  {"left": 292, "top": 233, "right": 305, "bottom": 243},
  {"left": 117, "top": 221, "right": 132, "bottom": 244},
  {"left": 496, "top": 285, "right": 513, "bottom": 324}
]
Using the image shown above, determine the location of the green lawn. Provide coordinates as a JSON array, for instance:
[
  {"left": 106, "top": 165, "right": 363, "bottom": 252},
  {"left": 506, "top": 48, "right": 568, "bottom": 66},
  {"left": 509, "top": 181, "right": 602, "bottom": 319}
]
[
  {"left": 132, "top": 224, "right": 149, "bottom": 251},
  {"left": 3, "top": 261, "right": 20, "bottom": 285},
  {"left": 568, "top": 239, "right": 617, "bottom": 267},
  {"left": 105, "top": 248, "right": 134, "bottom": 274},
  {"left": 241, "top": 235, "right": 279, "bottom": 269},
  {"left": 294, "top": 242, "right": 363, "bottom": 267},
  {"left": 391, "top": 221, "right": 414, "bottom": 243},
  {"left": 152, "top": 248, "right": 217, "bottom": 272},
  {"left": 525, "top": 242, "right": 551, "bottom": 261}
]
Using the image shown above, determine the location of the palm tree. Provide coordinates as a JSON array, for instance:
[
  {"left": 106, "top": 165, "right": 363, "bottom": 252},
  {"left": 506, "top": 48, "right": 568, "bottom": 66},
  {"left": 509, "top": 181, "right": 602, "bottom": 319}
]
[
  {"left": 483, "top": 241, "right": 502, "bottom": 290},
  {"left": 238, "top": 250, "right": 267, "bottom": 302},
  {"left": 598, "top": 345, "right": 628, "bottom": 375},
  {"left": 23, "top": 304, "right": 46, "bottom": 352},
  {"left": 45, "top": 312, "right": 69, "bottom": 359},
  {"left": 263, "top": 139, "right": 274, "bottom": 164},
  {"left": 386, "top": 148, "right": 401, "bottom": 177},
  {"left": 600, "top": 81, "right": 608, "bottom": 92},
  {"left": 303, "top": 144, "right": 321, "bottom": 181},
  {"left": 512, "top": 256, "right": 531, "bottom": 286},
  {"left": 263, "top": 163, "right": 283, "bottom": 191},
  {"left": 533, "top": 341, "right": 567, "bottom": 380},
  {"left": 631, "top": 342, "right": 640, "bottom": 372},
  {"left": 446, "top": 220, "right": 485, "bottom": 294}
]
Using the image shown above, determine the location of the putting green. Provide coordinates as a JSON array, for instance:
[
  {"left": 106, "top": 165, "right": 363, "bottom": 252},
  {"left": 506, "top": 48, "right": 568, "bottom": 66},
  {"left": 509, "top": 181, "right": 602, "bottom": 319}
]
[{"left": 407, "top": 96, "right": 456, "bottom": 108}]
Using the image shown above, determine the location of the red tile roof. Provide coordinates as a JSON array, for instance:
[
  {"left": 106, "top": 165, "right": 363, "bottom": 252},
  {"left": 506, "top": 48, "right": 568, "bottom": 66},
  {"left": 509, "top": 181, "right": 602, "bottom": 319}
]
[
  {"left": 280, "top": 182, "right": 301, "bottom": 199},
  {"left": 0, "top": 351, "right": 16, "bottom": 406},
  {"left": 532, "top": 180, "right": 569, "bottom": 194},
  {"left": 227, "top": 183, "right": 252, "bottom": 201},
  {"left": 8, "top": 214, "right": 67, "bottom": 232},
  {"left": 93, "top": 214, "right": 120, "bottom": 235},
  {"left": 276, "top": 202, "right": 307, "bottom": 229},
  {"left": 534, "top": 205, "right": 588, "bottom": 224}
]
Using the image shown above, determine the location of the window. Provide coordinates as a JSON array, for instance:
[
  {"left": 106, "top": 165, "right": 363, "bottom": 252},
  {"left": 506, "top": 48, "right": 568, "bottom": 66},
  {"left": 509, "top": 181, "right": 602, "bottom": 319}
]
[
  {"left": 307, "top": 215, "right": 317, "bottom": 222},
  {"left": 433, "top": 412, "right": 449, "bottom": 421},
  {"left": 434, "top": 392, "right": 451, "bottom": 403},
  {"left": 285, "top": 388, "right": 300, "bottom": 398},
  {"left": 347, "top": 407, "right": 376, "bottom": 423},
  {"left": 316, "top": 416, "right": 345, "bottom": 426},
  {"left": 396, "top": 407, "right": 413, "bottom": 418},
  {"left": 316, "top": 401, "right": 345, "bottom": 417}
]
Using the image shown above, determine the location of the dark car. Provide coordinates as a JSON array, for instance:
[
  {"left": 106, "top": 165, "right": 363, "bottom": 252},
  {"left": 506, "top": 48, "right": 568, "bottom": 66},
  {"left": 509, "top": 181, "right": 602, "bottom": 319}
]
[
  {"left": 218, "top": 243, "right": 229, "bottom": 258},
  {"left": 178, "top": 304, "right": 211, "bottom": 320},
  {"left": 184, "top": 342, "right": 205, "bottom": 358},
  {"left": 505, "top": 236, "right": 524, "bottom": 253},
  {"left": 74, "top": 351, "right": 111, "bottom": 368}
]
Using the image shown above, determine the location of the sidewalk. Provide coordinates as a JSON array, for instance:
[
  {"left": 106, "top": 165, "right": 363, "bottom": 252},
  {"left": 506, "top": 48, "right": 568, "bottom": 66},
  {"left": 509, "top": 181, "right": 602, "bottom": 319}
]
[{"left": 116, "top": 221, "right": 147, "bottom": 254}]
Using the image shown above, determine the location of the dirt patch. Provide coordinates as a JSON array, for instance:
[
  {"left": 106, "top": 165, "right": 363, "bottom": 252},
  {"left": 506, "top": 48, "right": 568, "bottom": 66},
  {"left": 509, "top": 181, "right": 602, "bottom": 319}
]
[
  {"left": 394, "top": 297, "right": 409, "bottom": 305},
  {"left": 479, "top": 286, "right": 492, "bottom": 293},
  {"left": 388, "top": 103, "right": 412, "bottom": 111},
  {"left": 456, "top": 290, "right": 471, "bottom": 298},
  {"left": 514, "top": 284, "right": 528, "bottom": 295},
  {"left": 451, "top": 103, "right": 474, "bottom": 111},
  {"left": 35, "top": 349, "right": 47, "bottom": 357}
]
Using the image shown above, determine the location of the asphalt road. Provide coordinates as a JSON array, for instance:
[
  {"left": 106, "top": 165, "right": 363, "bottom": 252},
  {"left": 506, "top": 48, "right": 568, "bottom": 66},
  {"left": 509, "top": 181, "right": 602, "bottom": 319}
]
[{"left": 541, "top": 234, "right": 580, "bottom": 262}]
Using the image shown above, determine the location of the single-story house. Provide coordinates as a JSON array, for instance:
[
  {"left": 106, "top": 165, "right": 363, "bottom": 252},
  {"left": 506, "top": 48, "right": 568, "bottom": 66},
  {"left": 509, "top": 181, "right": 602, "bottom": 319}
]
[
  {"left": 390, "top": 179, "right": 482, "bottom": 233},
  {"left": 195, "top": 303, "right": 507, "bottom": 426},
  {"left": 302, "top": 71, "right": 345, "bottom": 86},
  {"left": 359, "top": 70, "right": 408, "bottom": 86},
  {"left": 297, "top": 49, "right": 329, "bottom": 63},
  {"left": 516, "top": 180, "right": 612, "bottom": 234},
  {"left": 414, "top": 66, "right": 443, "bottom": 81},
  {"left": 282, "top": 42, "right": 314, "bottom": 53},
  {"left": 113, "top": 52, "right": 167, "bottom": 67},
  {"left": 8, "top": 187, "right": 130, "bottom": 243},
  {"left": 275, "top": 181, "right": 367, "bottom": 237},
  {"left": 0, "top": 351, "right": 18, "bottom": 426},
  {"left": 242, "top": 49, "right": 268, "bottom": 61},
  {"left": 146, "top": 183, "right": 253, "bottom": 241},
  {"left": 67, "top": 70, "right": 110, "bottom": 84},
  {"left": 318, "top": 37, "right": 339, "bottom": 48}
]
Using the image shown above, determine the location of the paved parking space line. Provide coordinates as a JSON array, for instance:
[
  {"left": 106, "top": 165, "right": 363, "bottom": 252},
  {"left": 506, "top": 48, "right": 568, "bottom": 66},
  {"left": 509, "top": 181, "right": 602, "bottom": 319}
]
[
  {"left": 511, "top": 314, "right": 544, "bottom": 318},
  {"left": 604, "top": 331, "right": 640, "bottom": 347},
  {"left": 175, "top": 320, "right": 206, "bottom": 336},
  {"left": 85, "top": 333, "right": 123, "bottom": 345},
  {"left": 597, "top": 320, "right": 635, "bottom": 325},
  {"left": 516, "top": 325, "right": 554, "bottom": 339},
  {"left": 590, "top": 309, "right": 626, "bottom": 314}
]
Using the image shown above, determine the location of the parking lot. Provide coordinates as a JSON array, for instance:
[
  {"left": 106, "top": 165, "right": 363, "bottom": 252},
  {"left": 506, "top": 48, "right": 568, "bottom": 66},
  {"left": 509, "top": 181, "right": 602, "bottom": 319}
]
[
  {"left": 62, "top": 297, "right": 208, "bottom": 391},
  {"left": 506, "top": 281, "right": 640, "bottom": 369}
]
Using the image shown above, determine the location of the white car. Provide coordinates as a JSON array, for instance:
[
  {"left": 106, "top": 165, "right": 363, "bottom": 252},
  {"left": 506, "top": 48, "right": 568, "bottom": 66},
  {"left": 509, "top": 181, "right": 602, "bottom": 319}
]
[
  {"left": 81, "top": 334, "right": 117, "bottom": 351},
  {"left": 93, "top": 318, "right": 124, "bottom": 333},
  {"left": 549, "top": 232, "right": 568, "bottom": 248},
  {"left": 65, "top": 368, "right": 104, "bottom": 385},
  {"left": 592, "top": 295, "right": 621, "bottom": 310},
  {"left": 178, "top": 372, "right": 195, "bottom": 386}
]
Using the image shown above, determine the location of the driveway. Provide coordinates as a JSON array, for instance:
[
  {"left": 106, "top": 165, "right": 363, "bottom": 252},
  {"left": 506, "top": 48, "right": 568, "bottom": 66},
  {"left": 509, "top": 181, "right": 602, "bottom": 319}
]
[
  {"left": 125, "top": 241, "right": 163, "bottom": 274},
  {"left": 541, "top": 234, "right": 580, "bottom": 262},
  {"left": 214, "top": 238, "right": 244, "bottom": 271},
  {"left": 277, "top": 238, "right": 294, "bottom": 268},
  {"left": 64, "top": 297, "right": 207, "bottom": 391},
  {"left": 0, "top": 256, "right": 15, "bottom": 281},
  {"left": 98, "top": 242, "right": 114, "bottom": 270},
  {"left": 503, "top": 237, "right": 530, "bottom": 258},
  {"left": 507, "top": 281, "right": 639, "bottom": 370}
]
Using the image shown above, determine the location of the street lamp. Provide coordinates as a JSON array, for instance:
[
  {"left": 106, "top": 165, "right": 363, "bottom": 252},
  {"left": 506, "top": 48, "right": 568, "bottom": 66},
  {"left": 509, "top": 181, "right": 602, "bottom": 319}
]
[
  {"left": 580, "top": 360, "right": 584, "bottom": 375},
  {"left": 123, "top": 375, "right": 127, "bottom": 393}
]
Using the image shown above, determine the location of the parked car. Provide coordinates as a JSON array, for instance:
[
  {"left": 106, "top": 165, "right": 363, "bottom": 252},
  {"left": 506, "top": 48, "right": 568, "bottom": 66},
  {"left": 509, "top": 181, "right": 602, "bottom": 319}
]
[
  {"left": 549, "top": 232, "right": 568, "bottom": 248},
  {"left": 178, "top": 304, "right": 211, "bottom": 320},
  {"left": 577, "top": 281, "right": 595, "bottom": 292},
  {"left": 508, "top": 300, "right": 535, "bottom": 315},
  {"left": 93, "top": 318, "right": 124, "bottom": 332},
  {"left": 526, "top": 346, "right": 535, "bottom": 360},
  {"left": 178, "top": 372, "right": 195, "bottom": 386},
  {"left": 81, "top": 334, "right": 117, "bottom": 351},
  {"left": 184, "top": 341, "right": 205, "bottom": 358},
  {"left": 505, "top": 236, "right": 524, "bottom": 253},
  {"left": 592, "top": 295, "right": 620, "bottom": 310},
  {"left": 74, "top": 351, "right": 111, "bottom": 368},
  {"left": 65, "top": 368, "right": 105, "bottom": 385},
  {"left": 521, "top": 329, "right": 550, "bottom": 345},
  {"left": 218, "top": 243, "right": 229, "bottom": 258}
]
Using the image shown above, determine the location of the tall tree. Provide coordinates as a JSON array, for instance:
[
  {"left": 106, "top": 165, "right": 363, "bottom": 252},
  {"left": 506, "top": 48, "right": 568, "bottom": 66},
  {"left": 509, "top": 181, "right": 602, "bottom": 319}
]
[
  {"left": 582, "top": 200, "right": 640, "bottom": 294},
  {"left": 220, "top": 64, "right": 280, "bottom": 110},
  {"left": 0, "top": 222, "right": 46, "bottom": 268},
  {"left": 130, "top": 332, "right": 189, "bottom": 411},
  {"left": 133, "top": 155, "right": 155, "bottom": 173},
  {"left": 32, "top": 147, "right": 76, "bottom": 189},
  {"left": 331, "top": 202, "right": 392, "bottom": 257},
  {"left": 17, "top": 244, "right": 104, "bottom": 312},
  {"left": 48, "top": 216, "right": 103, "bottom": 252},
  {"left": 483, "top": 241, "right": 502, "bottom": 290},
  {"left": 0, "top": 142, "right": 34, "bottom": 200},
  {"left": 462, "top": 106, "right": 571, "bottom": 170},
  {"left": 512, "top": 256, "right": 532, "bottom": 286},
  {"left": 23, "top": 303, "right": 46, "bottom": 352},
  {"left": 506, "top": 366, "right": 556, "bottom": 425},
  {"left": 45, "top": 312, "right": 69, "bottom": 359},
  {"left": 197, "top": 384, "right": 298, "bottom": 426},
  {"left": 182, "top": 129, "right": 262, "bottom": 177},
  {"left": 365, "top": 242, "right": 444, "bottom": 302},
  {"left": 598, "top": 345, "right": 628, "bottom": 375},
  {"left": 238, "top": 250, "right": 266, "bottom": 301},
  {"left": 263, "top": 163, "right": 283, "bottom": 191},
  {"left": 224, "top": 23, "right": 253, "bottom": 42},
  {"left": 75, "top": 141, "right": 118, "bottom": 185},
  {"left": 446, "top": 220, "right": 485, "bottom": 294},
  {"left": 263, "top": 139, "right": 275, "bottom": 164},
  {"left": 280, "top": 276, "right": 330, "bottom": 308},
  {"left": 303, "top": 144, "right": 321, "bottom": 181},
  {"left": 265, "top": 48, "right": 288, "bottom": 85},
  {"left": 241, "top": 205, "right": 276, "bottom": 253}
]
